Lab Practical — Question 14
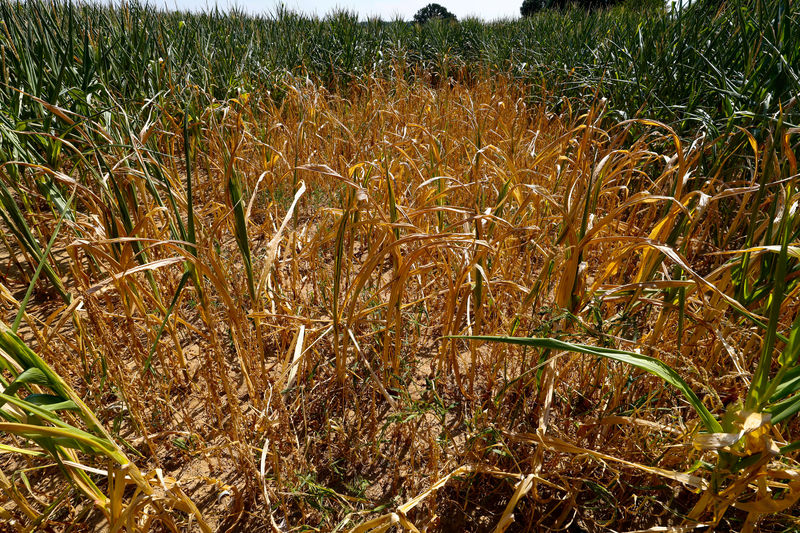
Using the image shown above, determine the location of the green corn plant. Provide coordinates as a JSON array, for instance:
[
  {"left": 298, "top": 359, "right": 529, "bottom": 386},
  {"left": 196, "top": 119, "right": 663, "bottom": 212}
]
[
  {"left": 0, "top": 321, "right": 210, "bottom": 531},
  {"left": 0, "top": 177, "right": 70, "bottom": 303},
  {"left": 215, "top": 102, "right": 256, "bottom": 301},
  {"left": 227, "top": 165, "right": 256, "bottom": 301},
  {"left": 10, "top": 183, "right": 76, "bottom": 334},
  {"left": 1, "top": 0, "right": 798, "bottom": 137}
]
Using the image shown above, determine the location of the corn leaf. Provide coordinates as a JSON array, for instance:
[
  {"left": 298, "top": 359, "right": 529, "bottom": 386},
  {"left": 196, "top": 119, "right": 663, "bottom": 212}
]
[{"left": 454, "top": 335, "right": 722, "bottom": 432}]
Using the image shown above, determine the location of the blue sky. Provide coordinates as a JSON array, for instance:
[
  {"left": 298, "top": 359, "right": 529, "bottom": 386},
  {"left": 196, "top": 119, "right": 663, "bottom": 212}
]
[{"left": 160, "top": 0, "right": 524, "bottom": 21}]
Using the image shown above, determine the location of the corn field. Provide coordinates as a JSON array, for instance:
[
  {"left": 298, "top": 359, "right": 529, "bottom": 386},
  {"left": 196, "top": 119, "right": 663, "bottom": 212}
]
[{"left": 0, "top": 0, "right": 799, "bottom": 531}]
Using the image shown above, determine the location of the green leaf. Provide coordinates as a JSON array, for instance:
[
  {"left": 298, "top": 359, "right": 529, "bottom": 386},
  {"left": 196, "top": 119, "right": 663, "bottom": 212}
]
[
  {"left": 779, "top": 304, "right": 800, "bottom": 368},
  {"left": 453, "top": 335, "right": 722, "bottom": 432},
  {"left": 23, "top": 394, "right": 78, "bottom": 412},
  {"left": 768, "top": 393, "right": 800, "bottom": 425},
  {"left": 0, "top": 367, "right": 51, "bottom": 411},
  {"left": 228, "top": 169, "right": 255, "bottom": 299},
  {"left": 769, "top": 365, "right": 800, "bottom": 403}
]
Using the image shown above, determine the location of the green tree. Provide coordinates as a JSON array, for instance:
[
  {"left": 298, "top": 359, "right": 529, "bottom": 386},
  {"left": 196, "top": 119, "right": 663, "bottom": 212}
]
[
  {"left": 521, "top": 0, "right": 547, "bottom": 16},
  {"left": 413, "top": 3, "right": 457, "bottom": 23}
]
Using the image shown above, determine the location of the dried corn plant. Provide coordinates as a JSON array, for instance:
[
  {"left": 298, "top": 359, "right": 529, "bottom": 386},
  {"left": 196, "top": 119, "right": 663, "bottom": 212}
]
[{"left": 1, "top": 47, "right": 799, "bottom": 533}]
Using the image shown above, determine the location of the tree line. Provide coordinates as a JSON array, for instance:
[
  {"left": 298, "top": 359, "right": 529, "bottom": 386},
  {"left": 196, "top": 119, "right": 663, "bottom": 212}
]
[{"left": 413, "top": 0, "right": 665, "bottom": 23}]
